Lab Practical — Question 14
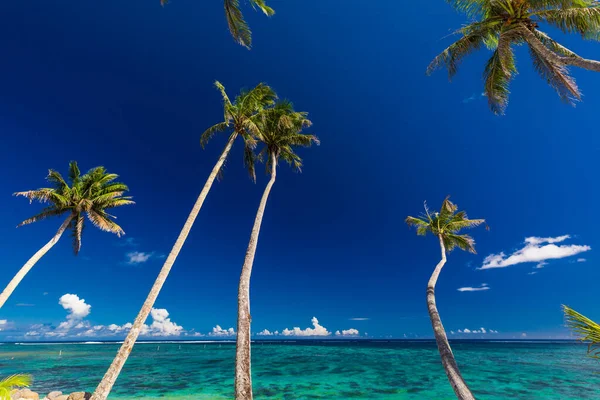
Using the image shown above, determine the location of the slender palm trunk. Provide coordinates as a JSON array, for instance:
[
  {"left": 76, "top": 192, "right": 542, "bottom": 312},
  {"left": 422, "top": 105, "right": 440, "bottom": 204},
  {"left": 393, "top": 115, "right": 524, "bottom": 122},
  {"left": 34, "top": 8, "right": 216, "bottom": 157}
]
[
  {"left": 235, "top": 153, "right": 277, "bottom": 400},
  {"left": 428, "top": 235, "right": 475, "bottom": 400},
  {"left": 90, "top": 133, "right": 238, "bottom": 400},
  {"left": 519, "top": 25, "right": 600, "bottom": 72},
  {"left": 0, "top": 214, "right": 73, "bottom": 309}
]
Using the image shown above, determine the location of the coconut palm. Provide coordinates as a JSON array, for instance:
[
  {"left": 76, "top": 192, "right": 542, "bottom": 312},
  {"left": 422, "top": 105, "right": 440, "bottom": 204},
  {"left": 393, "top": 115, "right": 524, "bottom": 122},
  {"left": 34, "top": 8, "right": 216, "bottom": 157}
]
[
  {"left": 406, "top": 197, "right": 485, "bottom": 400},
  {"left": 428, "top": 0, "right": 600, "bottom": 114},
  {"left": 235, "top": 101, "right": 319, "bottom": 400},
  {"left": 563, "top": 305, "right": 600, "bottom": 360},
  {"left": 0, "top": 162, "right": 133, "bottom": 309},
  {"left": 0, "top": 375, "right": 31, "bottom": 400},
  {"left": 90, "top": 81, "right": 276, "bottom": 400},
  {"left": 160, "top": 0, "right": 274, "bottom": 49}
]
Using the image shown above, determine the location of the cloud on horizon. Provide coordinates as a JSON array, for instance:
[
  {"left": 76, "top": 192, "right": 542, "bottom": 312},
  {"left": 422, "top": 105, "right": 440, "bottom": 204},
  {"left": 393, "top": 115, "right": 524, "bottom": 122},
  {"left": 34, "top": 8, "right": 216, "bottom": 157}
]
[
  {"left": 335, "top": 328, "right": 359, "bottom": 336},
  {"left": 480, "top": 235, "right": 591, "bottom": 270},
  {"left": 282, "top": 317, "right": 331, "bottom": 337},
  {"left": 453, "top": 327, "right": 498, "bottom": 334},
  {"left": 457, "top": 283, "right": 489, "bottom": 292},
  {"left": 208, "top": 325, "right": 235, "bottom": 337},
  {"left": 349, "top": 317, "right": 369, "bottom": 321}
]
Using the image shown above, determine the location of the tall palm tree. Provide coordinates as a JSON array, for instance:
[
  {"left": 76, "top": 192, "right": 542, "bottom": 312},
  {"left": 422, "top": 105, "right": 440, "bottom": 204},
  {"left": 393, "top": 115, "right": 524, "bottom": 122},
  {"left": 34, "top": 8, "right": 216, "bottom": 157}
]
[
  {"left": 160, "top": 0, "right": 274, "bottom": 49},
  {"left": 235, "top": 101, "right": 319, "bottom": 400},
  {"left": 428, "top": 0, "right": 600, "bottom": 114},
  {"left": 0, "top": 162, "right": 133, "bottom": 309},
  {"left": 0, "top": 375, "right": 31, "bottom": 400},
  {"left": 406, "top": 197, "right": 485, "bottom": 400},
  {"left": 90, "top": 81, "right": 276, "bottom": 400},
  {"left": 563, "top": 305, "right": 600, "bottom": 360}
]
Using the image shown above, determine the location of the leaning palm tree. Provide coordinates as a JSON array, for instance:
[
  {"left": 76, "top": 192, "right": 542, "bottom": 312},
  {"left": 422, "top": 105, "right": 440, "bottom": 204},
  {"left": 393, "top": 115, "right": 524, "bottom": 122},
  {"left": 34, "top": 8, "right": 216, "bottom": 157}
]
[
  {"left": 0, "top": 162, "right": 133, "bottom": 309},
  {"left": 406, "top": 197, "right": 485, "bottom": 400},
  {"left": 235, "top": 101, "right": 319, "bottom": 400},
  {"left": 90, "top": 81, "right": 276, "bottom": 400},
  {"left": 160, "top": 0, "right": 274, "bottom": 49},
  {"left": 563, "top": 305, "right": 600, "bottom": 360},
  {"left": 0, "top": 375, "right": 31, "bottom": 400},
  {"left": 428, "top": 0, "right": 600, "bottom": 114}
]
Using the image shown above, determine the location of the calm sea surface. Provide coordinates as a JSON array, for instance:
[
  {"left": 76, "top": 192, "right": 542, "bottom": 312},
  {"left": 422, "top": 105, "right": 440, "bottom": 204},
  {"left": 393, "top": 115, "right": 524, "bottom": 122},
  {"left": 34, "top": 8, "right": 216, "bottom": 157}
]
[{"left": 1, "top": 341, "right": 598, "bottom": 399}]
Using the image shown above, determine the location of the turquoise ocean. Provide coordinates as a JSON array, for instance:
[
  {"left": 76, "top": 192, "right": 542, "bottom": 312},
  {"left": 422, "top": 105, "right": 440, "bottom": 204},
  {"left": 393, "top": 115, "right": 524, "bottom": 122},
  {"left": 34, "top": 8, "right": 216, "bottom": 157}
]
[{"left": 1, "top": 341, "right": 599, "bottom": 399}]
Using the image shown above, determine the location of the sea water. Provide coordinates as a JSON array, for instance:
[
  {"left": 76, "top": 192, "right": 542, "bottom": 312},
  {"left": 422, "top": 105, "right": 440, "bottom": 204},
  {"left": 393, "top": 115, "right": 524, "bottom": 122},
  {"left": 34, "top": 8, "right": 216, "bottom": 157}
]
[{"left": 1, "top": 340, "right": 598, "bottom": 399}]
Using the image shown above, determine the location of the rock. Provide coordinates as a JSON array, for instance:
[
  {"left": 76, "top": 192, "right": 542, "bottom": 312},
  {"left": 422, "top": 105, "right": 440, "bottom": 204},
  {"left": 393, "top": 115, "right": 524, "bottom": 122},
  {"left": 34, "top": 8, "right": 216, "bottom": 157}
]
[
  {"left": 47, "top": 392, "right": 63, "bottom": 400},
  {"left": 11, "top": 389, "right": 39, "bottom": 400},
  {"left": 66, "top": 393, "right": 91, "bottom": 400},
  {"left": 54, "top": 396, "right": 69, "bottom": 400}
]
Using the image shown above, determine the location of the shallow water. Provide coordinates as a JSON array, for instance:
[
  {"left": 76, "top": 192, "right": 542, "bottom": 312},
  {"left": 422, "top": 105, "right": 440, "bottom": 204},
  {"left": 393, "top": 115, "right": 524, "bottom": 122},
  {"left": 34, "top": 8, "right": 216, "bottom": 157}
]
[{"left": 1, "top": 341, "right": 599, "bottom": 399}]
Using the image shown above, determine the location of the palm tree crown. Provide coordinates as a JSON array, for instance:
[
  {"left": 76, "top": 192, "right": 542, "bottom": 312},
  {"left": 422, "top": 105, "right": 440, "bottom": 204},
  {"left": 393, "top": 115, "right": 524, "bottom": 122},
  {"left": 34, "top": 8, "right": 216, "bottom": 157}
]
[
  {"left": 160, "top": 0, "right": 274, "bottom": 49},
  {"left": 428, "top": 0, "right": 600, "bottom": 114},
  {"left": 254, "top": 101, "right": 320, "bottom": 170},
  {"left": 406, "top": 197, "right": 485, "bottom": 253},
  {"left": 202, "top": 81, "right": 277, "bottom": 181},
  {"left": 14, "top": 161, "right": 134, "bottom": 254}
]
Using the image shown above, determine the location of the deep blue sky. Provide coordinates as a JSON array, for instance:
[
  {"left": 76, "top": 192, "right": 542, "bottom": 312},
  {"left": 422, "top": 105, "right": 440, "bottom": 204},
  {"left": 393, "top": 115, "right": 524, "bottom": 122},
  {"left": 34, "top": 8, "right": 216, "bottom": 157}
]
[{"left": 0, "top": 0, "right": 598, "bottom": 340}]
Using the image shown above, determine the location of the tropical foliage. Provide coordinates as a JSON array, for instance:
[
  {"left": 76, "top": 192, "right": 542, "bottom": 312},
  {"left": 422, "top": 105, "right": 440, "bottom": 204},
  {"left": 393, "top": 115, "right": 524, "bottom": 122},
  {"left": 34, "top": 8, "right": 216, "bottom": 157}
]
[
  {"left": 0, "top": 162, "right": 132, "bottom": 309},
  {"left": 235, "top": 100, "right": 318, "bottom": 399},
  {"left": 15, "top": 161, "right": 133, "bottom": 253},
  {"left": 0, "top": 375, "right": 31, "bottom": 400},
  {"left": 406, "top": 197, "right": 485, "bottom": 400},
  {"left": 406, "top": 197, "right": 485, "bottom": 253},
  {"left": 563, "top": 305, "right": 600, "bottom": 359},
  {"left": 89, "top": 82, "right": 276, "bottom": 400},
  {"left": 160, "top": 0, "right": 274, "bottom": 48},
  {"left": 428, "top": 0, "right": 600, "bottom": 114}
]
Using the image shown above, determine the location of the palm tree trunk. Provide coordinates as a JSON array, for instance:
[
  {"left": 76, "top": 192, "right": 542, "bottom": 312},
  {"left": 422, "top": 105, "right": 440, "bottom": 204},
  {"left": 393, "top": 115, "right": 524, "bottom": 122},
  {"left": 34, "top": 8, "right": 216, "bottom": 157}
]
[
  {"left": 519, "top": 25, "right": 600, "bottom": 72},
  {"left": 428, "top": 235, "right": 475, "bottom": 400},
  {"left": 0, "top": 214, "right": 73, "bottom": 309},
  {"left": 235, "top": 152, "right": 277, "bottom": 400},
  {"left": 90, "top": 133, "right": 238, "bottom": 400}
]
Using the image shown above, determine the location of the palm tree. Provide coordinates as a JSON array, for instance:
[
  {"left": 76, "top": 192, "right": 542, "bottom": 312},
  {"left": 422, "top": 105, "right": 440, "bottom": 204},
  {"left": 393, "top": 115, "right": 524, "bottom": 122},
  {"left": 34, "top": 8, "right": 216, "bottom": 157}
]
[
  {"left": 0, "top": 162, "right": 133, "bottom": 309},
  {"left": 235, "top": 101, "right": 319, "bottom": 400},
  {"left": 563, "top": 305, "right": 600, "bottom": 360},
  {"left": 428, "top": 0, "right": 600, "bottom": 114},
  {"left": 0, "top": 375, "right": 31, "bottom": 400},
  {"left": 90, "top": 81, "right": 276, "bottom": 400},
  {"left": 406, "top": 197, "right": 485, "bottom": 400},
  {"left": 160, "top": 0, "right": 274, "bottom": 49}
]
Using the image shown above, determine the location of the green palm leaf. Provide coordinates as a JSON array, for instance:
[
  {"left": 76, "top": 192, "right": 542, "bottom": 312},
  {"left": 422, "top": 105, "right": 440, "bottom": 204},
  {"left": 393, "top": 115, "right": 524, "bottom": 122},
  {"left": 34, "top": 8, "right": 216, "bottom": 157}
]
[
  {"left": 0, "top": 375, "right": 31, "bottom": 400},
  {"left": 563, "top": 305, "right": 600, "bottom": 359}
]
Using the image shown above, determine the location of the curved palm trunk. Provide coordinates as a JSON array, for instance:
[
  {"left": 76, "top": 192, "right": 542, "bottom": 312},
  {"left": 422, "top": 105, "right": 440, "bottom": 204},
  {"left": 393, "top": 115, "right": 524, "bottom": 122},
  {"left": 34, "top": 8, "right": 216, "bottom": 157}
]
[
  {"left": 90, "top": 133, "right": 238, "bottom": 400},
  {"left": 0, "top": 214, "right": 73, "bottom": 309},
  {"left": 519, "top": 25, "right": 600, "bottom": 72},
  {"left": 235, "top": 153, "right": 277, "bottom": 400},
  {"left": 428, "top": 235, "right": 475, "bottom": 400}
]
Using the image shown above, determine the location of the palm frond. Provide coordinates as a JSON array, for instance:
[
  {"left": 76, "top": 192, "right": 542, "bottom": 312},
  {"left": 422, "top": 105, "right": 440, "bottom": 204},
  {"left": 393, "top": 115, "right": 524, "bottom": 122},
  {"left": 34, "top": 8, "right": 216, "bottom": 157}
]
[
  {"left": 406, "top": 216, "right": 430, "bottom": 236},
  {"left": 533, "top": 29, "right": 580, "bottom": 57},
  {"left": 86, "top": 209, "right": 125, "bottom": 237},
  {"left": 201, "top": 122, "right": 230, "bottom": 148},
  {"left": 250, "top": 0, "right": 275, "bottom": 16},
  {"left": 445, "top": 233, "right": 476, "bottom": 253},
  {"left": 224, "top": 0, "right": 252, "bottom": 48},
  {"left": 17, "top": 208, "right": 69, "bottom": 228},
  {"left": 533, "top": 7, "right": 600, "bottom": 38},
  {"left": 0, "top": 375, "right": 31, "bottom": 400},
  {"left": 528, "top": 39, "right": 581, "bottom": 104},
  {"left": 427, "top": 32, "right": 486, "bottom": 79},
  {"left": 445, "top": 0, "right": 492, "bottom": 18},
  {"left": 564, "top": 305, "right": 600, "bottom": 358},
  {"left": 244, "top": 141, "right": 258, "bottom": 182},
  {"left": 68, "top": 161, "right": 80, "bottom": 185},
  {"left": 484, "top": 49, "right": 515, "bottom": 115}
]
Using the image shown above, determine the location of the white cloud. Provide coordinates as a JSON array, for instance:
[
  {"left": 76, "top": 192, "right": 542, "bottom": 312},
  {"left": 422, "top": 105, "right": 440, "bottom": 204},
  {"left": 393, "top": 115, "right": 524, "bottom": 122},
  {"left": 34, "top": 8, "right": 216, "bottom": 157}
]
[
  {"left": 147, "top": 308, "right": 183, "bottom": 337},
  {"left": 126, "top": 251, "right": 154, "bottom": 264},
  {"left": 335, "top": 328, "right": 359, "bottom": 336},
  {"left": 0, "top": 320, "right": 6, "bottom": 325},
  {"left": 528, "top": 272, "right": 538, "bottom": 275},
  {"left": 456, "top": 327, "right": 497, "bottom": 334},
  {"left": 281, "top": 317, "right": 331, "bottom": 337},
  {"left": 457, "top": 283, "right": 490, "bottom": 292},
  {"left": 535, "top": 262, "right": 548, "bottom": 269},
  {"left": 577, "top": 258, "right": 587, "bottom": 263},
  {"left": 480, "top": 235, "right": 591, "bottom": 270},
  {"left": 522, "top": 333, "right": 527, "bottom": 337},
  {"left": 209, "top": 325, "right": 236, "bottom": 337},
  {"left": 349, "top": 318, "right": 369, "bottom": 321},
  {"left": 257, "top": 329, "right": 274, "bottom": 336},
  {"left": 59, "top": 294, "right": 91, "bottom": 320}
]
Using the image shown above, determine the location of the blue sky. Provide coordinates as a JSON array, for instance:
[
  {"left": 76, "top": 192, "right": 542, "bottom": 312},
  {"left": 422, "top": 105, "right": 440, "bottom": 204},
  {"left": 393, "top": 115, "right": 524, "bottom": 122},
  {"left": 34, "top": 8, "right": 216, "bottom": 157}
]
[{"left": 0, "top": 0, "right": 598, "bottom": 341}]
